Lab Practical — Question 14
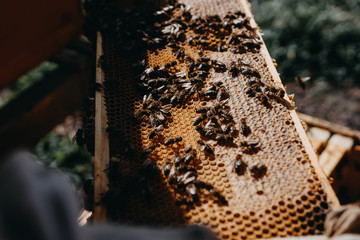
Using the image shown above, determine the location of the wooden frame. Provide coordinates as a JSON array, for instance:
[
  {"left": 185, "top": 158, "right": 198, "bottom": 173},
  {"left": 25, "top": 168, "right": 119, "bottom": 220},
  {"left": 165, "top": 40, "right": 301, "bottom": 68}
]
[
  {"left": 298, "top": 112, "right": 360, "bottom": 140},
  {"left": 92, "top": 0, "right": 340, "bottom": 222},
  {"left": 94, "top": 32, "right": 110, "bottom": 222},
  {"left": 239, "top": 0, "right": 339, "bottom": 207}
]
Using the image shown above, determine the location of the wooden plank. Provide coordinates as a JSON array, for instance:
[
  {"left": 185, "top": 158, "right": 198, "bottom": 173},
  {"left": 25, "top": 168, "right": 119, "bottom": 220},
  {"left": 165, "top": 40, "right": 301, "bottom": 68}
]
[
  {"left": 94, "top": 32, "right": 109, "bottom": 222},
  {"left": 0, "top": 0, "right": 83, "bottom": 89},
  {"left": 0, "top": 40, "right": 91, "bottom": 153},
  {"left": 298, "top": 112, "right": 360, "bottom": 141},
  {"left": 307, "top": 127, "right": 331, "bottom": 153},
  {"left": 319, "top": 134, "right": 354, "bottom": 176},
  {"left": 260, "top": 236, "right": 327, "bottom": 240},
  {"left": 239, "top": 0, "right": 340, "bottom": 207}
]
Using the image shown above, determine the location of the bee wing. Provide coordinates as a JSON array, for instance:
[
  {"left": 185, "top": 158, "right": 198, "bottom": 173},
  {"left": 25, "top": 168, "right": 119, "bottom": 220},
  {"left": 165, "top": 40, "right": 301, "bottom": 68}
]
[
  {"left": 156, "top": 112, "right": 165, "bottom": 121},
  {"left": 302, "top": 77, "right": 311, "bottom": 82},
  {"left": 181, "top": 82, "right": 192, "bottom": 90}
]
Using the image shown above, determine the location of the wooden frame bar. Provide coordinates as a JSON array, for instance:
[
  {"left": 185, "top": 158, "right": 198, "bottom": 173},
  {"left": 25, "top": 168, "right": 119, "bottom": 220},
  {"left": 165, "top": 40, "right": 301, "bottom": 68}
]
[
  {"left": 94, "top": 32, "right": 110, "bottom": 222},
  {"left": 239, "top": 0, "right": 340, "bottom": 207},
  {"left": 92, "top": 1, "right": 340, "bottom": 224},
  {"left": 298, "top": 112, "right": 360, "bottom": 140}
]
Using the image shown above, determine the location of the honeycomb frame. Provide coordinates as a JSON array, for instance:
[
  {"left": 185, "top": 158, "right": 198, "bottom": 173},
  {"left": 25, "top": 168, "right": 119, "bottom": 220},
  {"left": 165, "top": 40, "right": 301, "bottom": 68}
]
[{"left": 93, "top": 0, "right": 340, "bottom": 239}]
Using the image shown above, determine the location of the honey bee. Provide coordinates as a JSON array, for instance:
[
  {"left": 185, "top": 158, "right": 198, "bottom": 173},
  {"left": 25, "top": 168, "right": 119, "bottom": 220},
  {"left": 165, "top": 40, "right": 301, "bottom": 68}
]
[
  {"left": 194, "top": 180, "right": 214, "bottom": 191},
  {"left": 177, "top": 90, "right": 187, "bottom": 103},
  {"left": 186, "top": 183, "right": 198, "bottom": 202},
  {"left": 185, "top": 145, "right": 193, "bottom": 153},
  {"left": 176, "top": 30, "right": 186, "bottom": 42},
  {"left": 277, "top": 88, "right": 285, "bottom": 98},
  {"left": 148, "top": 100, "right": 161, "bottom": 111},
  {"left": 175, "top": 197, "right": 192, "bottom": 206},
  {"left": 176, "top": 171, "right": 196, "bottom": 187},
  {"left": 245, "top": 88, "right": 256, "bottom": 97},
  {"left": 229, "top": 63, "right": 239, "bottom": 77},
  {"left": 195, "top": 107, "right": 208, "bottom": 114},
  {"left": 258, "top": 95, "right": 271, "bottom": 108},
  {"left": 73, "top": 129, "right": 85, "bottom": 146},
  {"left": 217, "top": 44, "right": 228, "bottom": 52},
  {"left": 97, "top": 55, "right": 107, "bottom": 71},
  {"left": 167, "top": 42, "right": 178, "bottom": 49},
  {"left": 147, "top": 78, "right": 168, "bottom": 87},
  {"left": 210, "top": 60, "right": 226, "bottom": 73},
  {"left": 241, "top": 139, "right": 259, "bottom": 148},
  {"left": 240, "top": 118, "right": 251, "bottom": 136},
  {"left": 141, "top": 144, "right": 156, "bottom": 158},
  {"left": 173, "top": 152, "right": 182, "bottom": 166},
  {"left": 159, "top": 107, "right": 171, "bottom": 117},
  {"left": 148, "top": 130, "right": 157, "bottom": 139},
  {"left": 219, "top": 110, "right": 233, "bottom": 121},
  {"left": 295, "top": 76, "right": 310, "bottom": 90},
  {"left": 223, "top": 125, "right": 233, "bottom": 134},
  {"left": 168, "top": 167, "right": 177, "bottom": 185},
  {"left": 234, "top": 154, "right": 247, "bottom": 175},
  {"left": 193, "top": 115, "right": 206, "bottom": 126},
  {"left": 266, "top": 85, "right": 285, "bottom": 99},
  {"left": 197, "top": 62, "right": 211, "bottom": 72},
  {"left": 162, "top": 159, "right": 173, "bottom": 176},
  {"left": 216, "top": 134, "right": 233, "bottom": 143},
  {"left": 240, "top": 66, "right": 260, "bottom": 77},
  {"left": 175, "top": 48, "right": 185, "bottom": 59},
  {"left": 170, "top": 92, "right": 180, "bottom": 104},
  {"left": 232, "top": 17, "right": 246, "bottom": 28},
  {"left": 183, "top": 148, "right": 197, "bottom": 163},
  {"left": 184, "top": 56, "right": 193, "bottom": 62},
  {"left": 140, "top": 159, "right": 160, "bottom": 180},
  {"left": 195, "top": 125, "right": 206, "bottom": 137},
  {"left": 210, "top": 189, "right": 228, "bottom": 205},
  {"left": 164, "top": 136, "right": 183, "bottom": 146},
  {"left": 216, "top": 88, "right": 229, "bottom": 102},
  {"left": 249, "top": 164, "right": 267, "bottom": 179},
  {"left": 144, "top": 66, "right": 155, "bottom": 75},
  {"left": 188, "top": 61, "right": 196, "bottom": 73},
  {"left": 197, "top": 140, "right": 214, "bottom": 155},
  {"left": 94, "top": 82, "right": 104, "bottom": 91}
]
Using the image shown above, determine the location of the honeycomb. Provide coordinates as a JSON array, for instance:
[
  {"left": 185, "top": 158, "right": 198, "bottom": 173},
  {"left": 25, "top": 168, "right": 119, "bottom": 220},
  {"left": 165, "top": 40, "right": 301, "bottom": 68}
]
[{"left": 96, "top": 0, "right": 338, "bottom": 239}]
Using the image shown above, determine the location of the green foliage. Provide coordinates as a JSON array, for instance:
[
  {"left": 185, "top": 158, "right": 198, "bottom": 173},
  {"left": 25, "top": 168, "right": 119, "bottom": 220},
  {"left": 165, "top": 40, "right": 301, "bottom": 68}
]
[
  {"left": 251, "top": 0, "right": 360, "bottom": 85},
  {"left": 0, "top": 61, "right": 58, "bottom": 108},
  {"left": 34, "top": 132, "right": 93, "bottom": 188},
  {"left": 0, "top": 61, "right": 92, "bottom": 187}
]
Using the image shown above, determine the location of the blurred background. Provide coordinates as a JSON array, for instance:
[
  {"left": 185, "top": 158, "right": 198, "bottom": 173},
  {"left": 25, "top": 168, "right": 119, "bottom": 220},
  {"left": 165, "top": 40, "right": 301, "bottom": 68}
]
[
  {"left": 252, "top": 0, "right": 360, "bottom": 130},
  {"left": 0, "top": 0, "right": 359, "bottom": 204}
]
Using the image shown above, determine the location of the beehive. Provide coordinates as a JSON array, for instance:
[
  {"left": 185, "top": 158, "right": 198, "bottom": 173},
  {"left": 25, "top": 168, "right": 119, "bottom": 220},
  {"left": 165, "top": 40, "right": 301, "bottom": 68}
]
[{"left": 94, "top": 0, "right": 339, "bottom": 239}]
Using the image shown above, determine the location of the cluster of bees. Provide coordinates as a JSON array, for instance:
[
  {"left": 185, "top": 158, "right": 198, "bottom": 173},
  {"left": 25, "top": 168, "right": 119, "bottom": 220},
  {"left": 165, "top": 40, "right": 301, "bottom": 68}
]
[
  {"left": 132, "top": 58, "right": 232, "bottom": 204},
  {"left": 162, "top": 144, "right": 227, "bottom": 205},
  {"left": 233, "top": 154, "right": 267, "bottom": 180},
  {"left": 131, "top": 3, "right": 279, "bottom": 205},
  {"left": 186, "top": 11, "right": 262, "bottom": 53},
  {"left": 228, "top": 59, "right": 286, "bottom": 108},
  {"left": 88, "top": 0, "right": 291, "bottom": 209},
  {"left": 74, "top": 97, "right": 96, "bottom": 155}
]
